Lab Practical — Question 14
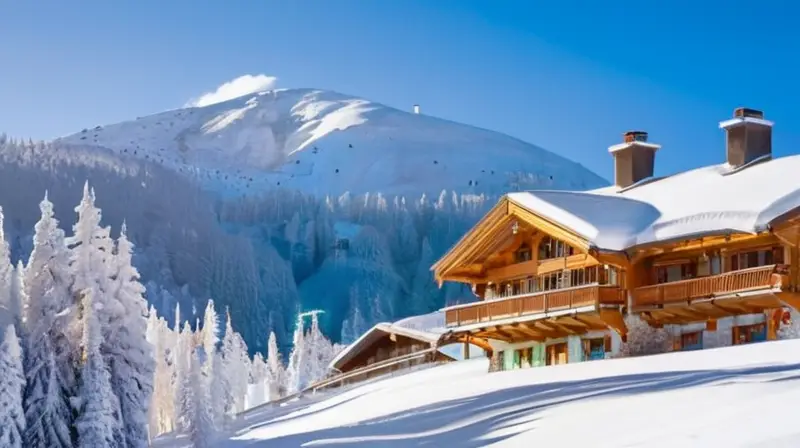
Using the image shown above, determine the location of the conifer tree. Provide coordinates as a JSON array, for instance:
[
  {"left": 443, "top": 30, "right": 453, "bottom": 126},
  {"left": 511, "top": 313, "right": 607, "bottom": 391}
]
[
  {"left": 75, "top": 290, "right": 121, "bottom": 448},
  {"left": 107, "top": 223, "right": 154, "bottom": 448},
  {"left": 23, "top": 194, "right": 75, "bottom": 448},
  {"left": 0, "top": 325, "right": 26, "bottom": 448},
  {"left": 0, "top": 207, "right": 12, "bottom": 324},
  {"left": 266, "top": 331, "right": 285, "bottom": 400}
]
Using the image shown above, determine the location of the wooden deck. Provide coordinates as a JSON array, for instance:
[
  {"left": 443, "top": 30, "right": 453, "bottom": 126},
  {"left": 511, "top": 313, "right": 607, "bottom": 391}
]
[
  {"left": 631, "top": 265, "right": 788, "bottom": 309},
  {"left": 444, "top": 284, "right": 625, "bottom": 328}
]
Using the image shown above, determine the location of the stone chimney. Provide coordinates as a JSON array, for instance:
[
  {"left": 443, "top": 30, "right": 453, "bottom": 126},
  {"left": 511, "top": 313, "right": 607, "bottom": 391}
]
[
  {"left": 719, "top": 107, "right": 773, "bottom": 168},
  {"left": 609, "top": 131, "right": 661, "bottom": 189}
]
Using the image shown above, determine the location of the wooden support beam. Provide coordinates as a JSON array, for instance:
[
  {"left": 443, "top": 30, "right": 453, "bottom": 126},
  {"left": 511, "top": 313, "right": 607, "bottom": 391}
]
[
  {"left": 546, "top": 319, "right": 579, "bottom": 335},
  {"left": 530, "top": 321, "right": 562, "bottom": 338},
  {"left": 599, "top": 309, "right": 628, "bottom": 337},
  {"left": 508, "top": 324, "right": 546, "bottom": 341},
  {"left": 558, "top": 316, "right": 589, "bottom": 329},
  {"left": 778, "top": 291, "right": 800, "bottom": 311}
]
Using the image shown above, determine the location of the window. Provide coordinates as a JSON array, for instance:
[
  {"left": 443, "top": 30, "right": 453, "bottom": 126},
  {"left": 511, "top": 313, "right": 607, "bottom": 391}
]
[
  {"left": 655, "top": 262, "right": 694, "bottom": 284},
  {"left": 538, "top": 236, "right": 575, "bottom": 260},
  {"left": 582, "top": 338, "right": 606, "bottom": 360},
  {"left": 732, "top": 246, "right": 784, "bottom": 270},
  {"left": 680, "top": 331, "right": 703, "bottom": 351},
  {"left": 514, "top": 243, "right": 532, "bottom": 263},
  {"left": 734, "top": 323, "right": 767, "bottom": 345}
]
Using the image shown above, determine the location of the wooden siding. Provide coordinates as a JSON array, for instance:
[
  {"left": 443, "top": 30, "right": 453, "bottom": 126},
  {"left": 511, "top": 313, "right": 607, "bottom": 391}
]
[{"left": 338, "top": 333, "right": 433, "bottom": 373}]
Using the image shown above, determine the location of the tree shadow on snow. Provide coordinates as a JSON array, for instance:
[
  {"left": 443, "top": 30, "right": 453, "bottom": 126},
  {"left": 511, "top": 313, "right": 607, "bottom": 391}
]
[{"left": 225, "top": 362, "right": 800, "bottom": 447}]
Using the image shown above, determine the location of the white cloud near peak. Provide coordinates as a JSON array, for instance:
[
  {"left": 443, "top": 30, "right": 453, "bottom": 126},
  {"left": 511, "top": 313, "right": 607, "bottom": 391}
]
[{"left": 186, "top": 74, "right": 278, "bottom": 108}]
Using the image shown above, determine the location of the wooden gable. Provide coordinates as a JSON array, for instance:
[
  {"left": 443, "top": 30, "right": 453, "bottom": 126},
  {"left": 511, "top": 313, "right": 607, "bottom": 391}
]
[{"left": 431, "top": 196, "right": 592, "bottom": 286}]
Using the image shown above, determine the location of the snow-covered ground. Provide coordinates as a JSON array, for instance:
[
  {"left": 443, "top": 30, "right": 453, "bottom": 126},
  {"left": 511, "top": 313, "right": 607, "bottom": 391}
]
[
  {"left": 56, "top": 88, "right": 606, "bottom": 197},
  {"left": 155, "top": 339, "right": 800, "bottom": 447}
]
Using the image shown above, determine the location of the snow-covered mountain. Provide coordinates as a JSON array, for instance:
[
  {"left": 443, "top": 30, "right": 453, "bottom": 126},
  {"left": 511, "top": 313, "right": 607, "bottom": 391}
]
[
  {"left": 1, "top": 87, "right": 609, "bottom": 356},
  {"left": 57, "top": 88, "right": 606, "bottom": 197}
]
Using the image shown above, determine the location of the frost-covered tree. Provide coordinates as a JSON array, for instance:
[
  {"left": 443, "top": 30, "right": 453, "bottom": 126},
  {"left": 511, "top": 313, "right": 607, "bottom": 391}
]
[
  {"left": 0, "top": 207, "right": 13, "bottom": 325},
  {"left": 173, "top": 321, "right": 193, "bottom": 431},
  {"left": 285, "top": 314, "right": 307, "bottom": 394},
  {"left": 266, "top": 331, "right": 285, "bottom": 400},
  {"left": 248, "top": 352, "right": 268, "bottom": 408},
  {"left": 23, "top": 194, "right": 75, "bottom": 448},
  {"left": 75, "top": 289, "right": 122, "bottom": 448},
  {"left": 106, "top": 223, "right": 154, "bottom": 448},
  {"left": 181, "top": 347, "right": 215, "bottom": 448},
  {"left": 9, "top": 261, "right": 25, "bottom": 328},
  {"left": 200, "top": 299, "right": 227, "bottom": 426},
  {"left": 221, "top": 310, "right": 249, "bottom": 417},
  {"left": 340, "top": 287, "right": 368, "bottom": 344},
  {"left": 305, "top": 312, "right": 334, "bottom": 383},
  {"left": 0, "top": 325, "right": 26, "bottom": 448},
  {"left": 147, "top": 312, "right": 176, "bottom": 436},
  {"left": 69, "top": 183, "right": 114, "bottom": 312}
]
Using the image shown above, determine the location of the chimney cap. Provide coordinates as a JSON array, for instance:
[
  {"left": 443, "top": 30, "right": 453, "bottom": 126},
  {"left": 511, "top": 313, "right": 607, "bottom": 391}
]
[
  {"left": 623, "top": 131, "right": 648, "bottom": 143},
  {"left": 734, "top": 107, "right": 763, "bottom": 119},
  {"left": 609, "top": 131, "right": 660, "bottom": 153},
  {"left": 720, "top": 107, "right": 773, "bottom": 129}
]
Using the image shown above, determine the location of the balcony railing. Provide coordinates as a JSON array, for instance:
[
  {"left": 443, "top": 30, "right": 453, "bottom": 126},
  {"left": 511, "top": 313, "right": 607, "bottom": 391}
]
[
  {"left": 444, "top": 284, "right": 624, "bottom": 328},
  {"left": 631, "top": 264, "right": 788, "bottom": 308}
]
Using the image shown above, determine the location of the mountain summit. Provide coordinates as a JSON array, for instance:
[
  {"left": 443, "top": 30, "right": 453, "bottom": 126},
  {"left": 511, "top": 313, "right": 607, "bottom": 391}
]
[{"left": 58, "top": 88, "right": 606, "bottom": 197}]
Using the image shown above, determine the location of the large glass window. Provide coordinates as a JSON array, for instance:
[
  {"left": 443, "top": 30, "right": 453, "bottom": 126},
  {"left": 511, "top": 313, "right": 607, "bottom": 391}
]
[
  {"left": 483, "top": 265, "right": 618, "bottom": 300},
  {"left": 538, "top": 236, "right": 575, "bottom": 260}
]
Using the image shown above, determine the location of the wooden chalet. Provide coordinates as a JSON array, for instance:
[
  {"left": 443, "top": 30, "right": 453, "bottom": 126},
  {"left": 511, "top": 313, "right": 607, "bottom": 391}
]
[
  {"left": 432, "top": 107, "right": 800, "bottom": 371},
  {"left": 320, "top": 321, "right": 455, "bottom": 390}
]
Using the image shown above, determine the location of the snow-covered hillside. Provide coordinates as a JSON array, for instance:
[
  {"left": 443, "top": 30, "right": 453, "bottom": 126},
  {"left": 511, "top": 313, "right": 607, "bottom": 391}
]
[
  {"left": 57, "top": 88, "right": 606, "bottom": 197},
  {"left": 155, "top": 340, "right": 800, "bottom": 447}
]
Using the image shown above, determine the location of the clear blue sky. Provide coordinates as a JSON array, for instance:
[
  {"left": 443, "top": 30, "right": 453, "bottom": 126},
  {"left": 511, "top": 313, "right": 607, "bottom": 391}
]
[{"left": 2, "top": 0, "right": 798, "bottom": 182}]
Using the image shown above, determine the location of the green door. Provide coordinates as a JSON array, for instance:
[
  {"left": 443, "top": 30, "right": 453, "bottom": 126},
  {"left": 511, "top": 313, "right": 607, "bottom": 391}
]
[
  {"left": 531, "top": 343, "right": 546, "bottom": 367},
  {"left": 503, "top": 350, "right": 516, "bottom": 371}
]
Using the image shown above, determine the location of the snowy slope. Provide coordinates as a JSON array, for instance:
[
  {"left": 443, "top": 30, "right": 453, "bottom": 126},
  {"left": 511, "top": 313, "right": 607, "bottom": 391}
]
[
  {"left": 57, "top": 89, "right": 606, "bottom": 197},
  {"left": 156, "top": 340, "right": 800, "bottom": 447}
]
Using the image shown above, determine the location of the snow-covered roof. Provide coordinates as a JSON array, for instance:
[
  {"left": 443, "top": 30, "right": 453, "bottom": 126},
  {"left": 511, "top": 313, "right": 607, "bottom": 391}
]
[
  {"left": 508, "top": 154, "right": 800, "bottom": 251},
  {"left": 329, "top": 321, "right": 443, "bottom": 371},
  {"left": 392, "top": 311, "right": 446, "bottom": 335}
]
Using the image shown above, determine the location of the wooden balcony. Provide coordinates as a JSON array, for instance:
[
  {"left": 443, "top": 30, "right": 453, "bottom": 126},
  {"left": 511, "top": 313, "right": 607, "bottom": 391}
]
[
  {"left": 444, "top": 284, "right": 625, "bottom": 328},
  {"left": 631, "top": 264, "right": 789, "bottom": 309}
]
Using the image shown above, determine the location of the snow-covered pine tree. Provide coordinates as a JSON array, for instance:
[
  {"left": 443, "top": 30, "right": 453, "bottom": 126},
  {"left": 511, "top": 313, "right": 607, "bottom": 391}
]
[
  {"left": 148, "top": 314, "right": 176, "bottom": 436},
  {"left": 69, "top": 183, "right": 114, "bottom": 320},
  {"left": 0, "top": 206, "right": 13, "bottom": 326},
  {"left": 248, "top": 352, "right": 268, "bottom": 408},
  {"left": 9, "top": 261, "right": 25, "bottom": 328},
  {"left": 0, "top": 325, "right": 26, "bottom": 448},
  {"left": 266, "top": 331, "right": 285, "bottom": 400},
  {"left": 201, "top": 299, "right": 226, "bottom": 426},
  {"left": 23, "top": 194, "right": 75, "bottom": 448},
  {"left": 285, "top": 314, "right": 307, "bottom": 394},
  {"left": 145, "top": 307, "right": 162, "bottom": 436},
  {"left": 305, "top": 312, "right": 334, "bottom": 384},
  {"left": 173, "top": 321, "right": 193, "bottom": 431},
  {"left": 106, "top": 223, "right": 154, "bottom": 448},
  {"left": 181, "top": 347, "right": 215, "bottom": 448},
  {"left": 221, "top": 310, "right": 249, "bottom": 417},
  {"left": 75, "top": 289, "right": 122, "bottom": 448}
]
